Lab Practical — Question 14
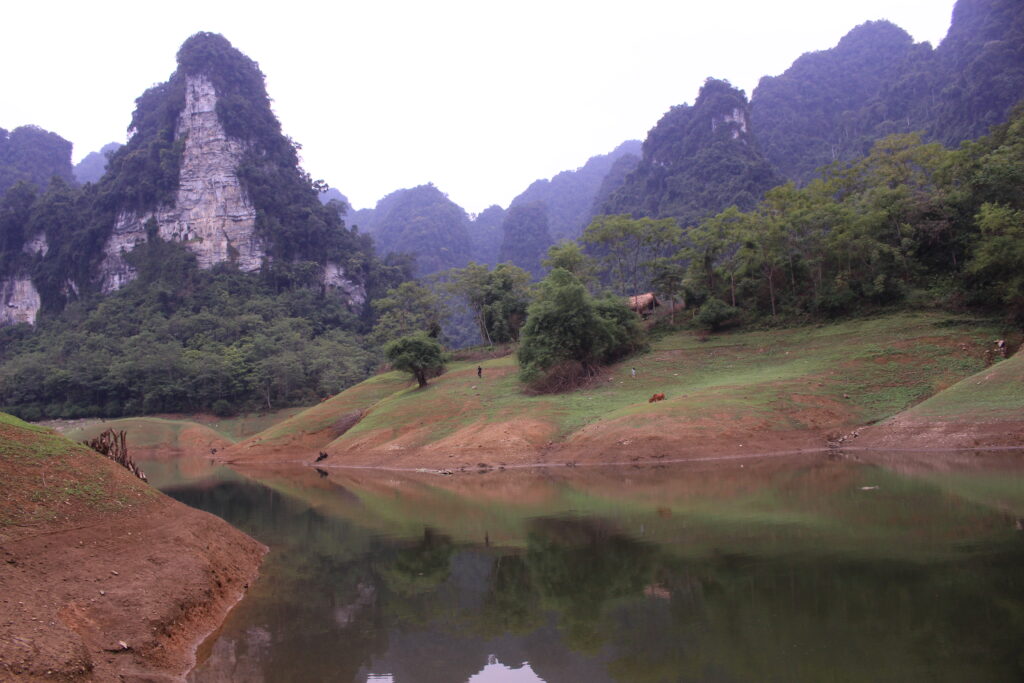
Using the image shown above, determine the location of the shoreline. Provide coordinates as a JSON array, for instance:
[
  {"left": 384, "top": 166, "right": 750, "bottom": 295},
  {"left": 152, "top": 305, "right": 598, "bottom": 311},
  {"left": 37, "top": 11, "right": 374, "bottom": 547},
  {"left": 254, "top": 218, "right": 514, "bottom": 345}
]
[{"left": 0, "top": 490, "right": 266, "bottom": 681}]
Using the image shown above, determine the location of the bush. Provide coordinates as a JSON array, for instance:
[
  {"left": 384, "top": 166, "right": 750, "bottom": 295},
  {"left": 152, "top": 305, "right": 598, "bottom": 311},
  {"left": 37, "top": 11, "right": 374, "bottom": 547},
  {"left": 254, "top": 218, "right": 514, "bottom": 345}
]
[
  {"left": 695, "top": 298, "right": 739, "bottom": 331},
  {"left": 518, "top": 268, "right": 645, "bottom": 390}
]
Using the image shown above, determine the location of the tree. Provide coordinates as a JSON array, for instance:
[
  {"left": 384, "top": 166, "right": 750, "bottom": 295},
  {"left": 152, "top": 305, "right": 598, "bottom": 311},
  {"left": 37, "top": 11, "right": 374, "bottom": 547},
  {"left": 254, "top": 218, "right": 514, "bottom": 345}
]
[
  {"left": 385, "top": 332, "right": 446, "bottom": 388},
  {"left": 543, "top": 241, "right": 598, "bottom": 291},
  {"left": 518, "top": 268, "right": 643, "bottom": 390},
  {"left": 695, "top": 298, "right": 738, "bottom": 331},
  {"left": 444, "top": 262, "right": 532, "bottom": 345},
  {"left": 649, "top": 258, "right": 686, "bottom": 323},
  {"left": 966, "top": 202, "right": 1024, "bottom": 319},
  {"left": 582, "top": 215, "right": 681, "bottom": 295},
  {"left": 371, "top": 281, "right": 445, "bottom": 344}
]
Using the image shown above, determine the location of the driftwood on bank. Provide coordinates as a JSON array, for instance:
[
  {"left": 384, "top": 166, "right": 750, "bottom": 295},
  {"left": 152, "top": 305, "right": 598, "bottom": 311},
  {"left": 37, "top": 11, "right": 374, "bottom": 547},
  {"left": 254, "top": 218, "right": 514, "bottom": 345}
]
[{"left": 84, "top": 429, "right": 148, "bottom": 482}]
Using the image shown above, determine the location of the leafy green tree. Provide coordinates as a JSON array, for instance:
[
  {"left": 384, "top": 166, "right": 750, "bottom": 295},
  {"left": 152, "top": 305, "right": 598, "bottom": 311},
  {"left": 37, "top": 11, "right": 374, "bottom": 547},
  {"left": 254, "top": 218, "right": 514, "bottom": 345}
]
[
  {"left": 371, "top": 281, "right": 445, "bottom": 344},
  {"left": 543, "top": 241, "right": 598, "bottom": 290},
  {"left": 385, "top": 332, "right": 446, "bottom": 388},
  {"left": 518, "top": 268, "right": 643, "bottom": 389},
  {"left": 695, "top": 298, "right": 739, "bottom": 331},
  {"left": 582, "top": 214, "right": 681, "bottom": 295},
  {"left": 649, "top": 258, "right": 686, "bottom": 323},
  {"left": 444, "top": 262, "right": 532, "bottom": 345},
  {"left": 966, "top": 203, "right": 1024, "bottom": 319}
]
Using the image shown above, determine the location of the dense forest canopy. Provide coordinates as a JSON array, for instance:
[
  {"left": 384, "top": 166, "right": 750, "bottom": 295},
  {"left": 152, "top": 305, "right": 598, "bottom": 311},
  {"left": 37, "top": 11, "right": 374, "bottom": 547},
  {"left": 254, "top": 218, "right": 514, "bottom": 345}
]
[
  {"left": 0, "top": 239, "right": 381, "bottom": 419},
  {"left": 0, "top": 126, "right": 74, "bottom": 197},
  {"left": 602, "top": 79, "right": 780, "bottom": 226},
  {"left": 353, "top": 183, "right": 473, "bottom": 277}
]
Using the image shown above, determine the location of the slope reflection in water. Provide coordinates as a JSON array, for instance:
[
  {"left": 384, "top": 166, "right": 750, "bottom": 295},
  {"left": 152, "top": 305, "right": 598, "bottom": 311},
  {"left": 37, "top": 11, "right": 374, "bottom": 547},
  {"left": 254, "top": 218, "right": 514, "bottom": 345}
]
[
  {"left": 468, "top": 656, "right": 544, "bottom": 681},
  {"left": 140, "top": 453, "right": 1024, "bottom": 683}
]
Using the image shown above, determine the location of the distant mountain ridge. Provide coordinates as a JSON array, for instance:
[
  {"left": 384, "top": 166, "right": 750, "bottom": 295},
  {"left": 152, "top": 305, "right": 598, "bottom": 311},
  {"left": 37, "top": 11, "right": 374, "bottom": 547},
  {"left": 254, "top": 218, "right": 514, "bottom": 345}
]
[
  {"left": 751, "top": 0, "right": 1024, "bottom": 183},
  {"left": 508, "top": 140, "right": 641, "bottom": 242},
  {"left": 351, "top": 183, "right": 473, "bottom": 277},
  {"left": 602, "top": 79, "right": 779, "bottom": 225},
  {"left": 0, "top": 125, "right": 74, "bottom": 197},
  {"left": 592, "top": 0, "right": 1024, "bottom": 225},
  {"left": 72, "top": 142, "right": 122, "bottom": 185}
]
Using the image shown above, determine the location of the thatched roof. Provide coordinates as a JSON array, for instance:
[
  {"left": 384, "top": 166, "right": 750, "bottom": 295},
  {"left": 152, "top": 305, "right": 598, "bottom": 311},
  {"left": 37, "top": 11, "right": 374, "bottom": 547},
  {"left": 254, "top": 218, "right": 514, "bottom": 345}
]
[{"left": 628, "top": 292, "right": 660, "bottom": 312}]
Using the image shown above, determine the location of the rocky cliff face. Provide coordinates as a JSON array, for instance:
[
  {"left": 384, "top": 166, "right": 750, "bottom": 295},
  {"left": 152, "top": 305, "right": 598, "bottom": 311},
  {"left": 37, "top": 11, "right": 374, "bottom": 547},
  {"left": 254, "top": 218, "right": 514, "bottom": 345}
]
[
  {"left": 0, "top": 277, "right": 41, "bottom": 326},
  {"left": 99, "top": 75, "right": 262, "bottom": 293},
  {"left": 0, "top": 232, "right": 49, "bottom": 325}
]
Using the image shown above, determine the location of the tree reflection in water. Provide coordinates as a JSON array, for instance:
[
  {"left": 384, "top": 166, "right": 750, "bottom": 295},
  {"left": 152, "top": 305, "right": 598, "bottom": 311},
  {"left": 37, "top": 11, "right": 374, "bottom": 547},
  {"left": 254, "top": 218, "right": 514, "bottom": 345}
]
[{"left": 159, "top": 463, "right": 1024, "bottom": 683}]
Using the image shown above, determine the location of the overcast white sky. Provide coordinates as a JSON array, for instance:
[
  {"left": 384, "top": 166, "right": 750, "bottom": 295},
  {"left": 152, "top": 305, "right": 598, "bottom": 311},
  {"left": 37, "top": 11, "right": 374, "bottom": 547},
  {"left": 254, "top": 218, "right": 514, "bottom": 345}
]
[{"left": 2, "top": 0, "right": 957, "bottom": 214}]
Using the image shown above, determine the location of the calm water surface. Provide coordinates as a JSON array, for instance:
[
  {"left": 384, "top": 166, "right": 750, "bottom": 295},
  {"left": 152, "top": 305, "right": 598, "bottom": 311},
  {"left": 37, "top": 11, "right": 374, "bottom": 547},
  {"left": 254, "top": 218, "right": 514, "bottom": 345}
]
[{"left": 139, "top": 454, "right": 1024, "bottom": 682}]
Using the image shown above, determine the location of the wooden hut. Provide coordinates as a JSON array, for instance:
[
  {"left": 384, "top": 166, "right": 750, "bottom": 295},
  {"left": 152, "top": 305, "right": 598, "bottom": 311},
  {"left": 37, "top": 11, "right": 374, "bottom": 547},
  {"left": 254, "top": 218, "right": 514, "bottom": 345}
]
[{"left": 628, "top": 292, "right": 660, "bottom": 318}]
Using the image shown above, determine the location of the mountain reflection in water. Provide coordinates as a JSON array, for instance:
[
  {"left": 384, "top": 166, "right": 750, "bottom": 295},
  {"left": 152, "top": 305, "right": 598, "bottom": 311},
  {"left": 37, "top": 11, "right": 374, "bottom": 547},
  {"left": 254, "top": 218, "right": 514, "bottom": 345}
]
[{"left": 141, "top": 454, "right": 1024, "bottom": 683}]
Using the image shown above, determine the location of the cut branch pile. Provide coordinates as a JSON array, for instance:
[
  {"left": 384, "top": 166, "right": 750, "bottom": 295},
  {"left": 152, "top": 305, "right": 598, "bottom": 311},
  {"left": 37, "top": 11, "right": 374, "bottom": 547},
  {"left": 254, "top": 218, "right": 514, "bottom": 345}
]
[{"left": 84, "top": 429, "right": 148, "bottom": 482}]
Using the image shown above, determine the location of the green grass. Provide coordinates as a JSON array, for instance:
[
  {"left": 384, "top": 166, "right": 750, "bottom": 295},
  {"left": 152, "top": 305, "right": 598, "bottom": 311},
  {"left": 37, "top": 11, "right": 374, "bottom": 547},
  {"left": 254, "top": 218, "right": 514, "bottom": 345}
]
[
  {"left": 901, "top": 352, "right": 1024, "bottom": 419},
  {"left": 1, "top": 412, "right": 156, "bottom": 531},
  {"left": 251, "top": 312, "right": 1008, "bottom": 452}
]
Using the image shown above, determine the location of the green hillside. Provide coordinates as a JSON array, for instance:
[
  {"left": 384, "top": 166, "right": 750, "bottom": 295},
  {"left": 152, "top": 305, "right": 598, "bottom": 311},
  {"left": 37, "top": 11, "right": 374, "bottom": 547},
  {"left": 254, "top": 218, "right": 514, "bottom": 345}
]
[{"left": 224, "top": 312, "right": 1010, "bottom": 467}]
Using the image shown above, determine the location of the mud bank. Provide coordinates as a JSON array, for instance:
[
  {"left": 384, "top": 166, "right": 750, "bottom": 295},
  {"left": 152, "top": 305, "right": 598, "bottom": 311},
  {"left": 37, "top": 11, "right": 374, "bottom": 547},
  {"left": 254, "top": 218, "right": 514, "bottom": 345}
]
[{"left": 0, "top": 418, "right": 266, "bottom": 681}]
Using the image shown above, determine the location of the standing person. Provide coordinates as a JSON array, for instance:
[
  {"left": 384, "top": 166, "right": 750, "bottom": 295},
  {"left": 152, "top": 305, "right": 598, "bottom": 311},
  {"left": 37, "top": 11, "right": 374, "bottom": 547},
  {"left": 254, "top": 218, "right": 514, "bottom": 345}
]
[
  {"left": 631, "top": 367, "right": 637, "bottom": 379},
  {"left": 477, "top": 366, "right": 483, "bottom": 378}
]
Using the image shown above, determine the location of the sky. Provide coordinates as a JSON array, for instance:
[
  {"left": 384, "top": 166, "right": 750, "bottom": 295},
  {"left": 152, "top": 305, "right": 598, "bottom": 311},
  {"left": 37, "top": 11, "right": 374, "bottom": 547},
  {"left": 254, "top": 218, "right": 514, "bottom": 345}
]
[{"left": 2, "top": 0, "right": 958, "bottom": 215}]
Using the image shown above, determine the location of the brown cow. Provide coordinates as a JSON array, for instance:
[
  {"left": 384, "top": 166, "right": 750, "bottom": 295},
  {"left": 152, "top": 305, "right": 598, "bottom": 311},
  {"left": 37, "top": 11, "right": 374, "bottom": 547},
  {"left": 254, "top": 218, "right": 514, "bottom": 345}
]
[{"left": 648, "top": 393, "right": 666, "bottom": 403}]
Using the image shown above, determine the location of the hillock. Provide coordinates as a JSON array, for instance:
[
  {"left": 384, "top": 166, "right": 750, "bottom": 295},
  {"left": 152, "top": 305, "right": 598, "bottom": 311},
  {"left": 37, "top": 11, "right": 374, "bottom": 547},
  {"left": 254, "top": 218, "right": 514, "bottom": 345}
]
[{"left": 222, "top": 313, "right": 1016, "bottom": 469}]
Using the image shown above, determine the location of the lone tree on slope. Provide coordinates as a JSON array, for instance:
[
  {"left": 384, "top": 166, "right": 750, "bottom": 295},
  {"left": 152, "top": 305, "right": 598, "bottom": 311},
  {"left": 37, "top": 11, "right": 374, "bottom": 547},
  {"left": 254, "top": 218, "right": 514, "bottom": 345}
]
[{"left": 385, "top": 332, "right": 446, "bottom": 388}]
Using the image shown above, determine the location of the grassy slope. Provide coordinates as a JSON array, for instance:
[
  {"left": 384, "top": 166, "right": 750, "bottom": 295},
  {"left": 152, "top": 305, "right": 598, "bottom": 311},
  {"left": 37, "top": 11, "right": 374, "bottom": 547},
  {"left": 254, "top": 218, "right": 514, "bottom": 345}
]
[
  {"left": 226, "top": 373, "right": 412, "bottom": 460},
  {"left": 895, "top": 350, "right": 1023, "bottom": 420},
  {"left": 0, "top": 413, "right": 158, "bottom": 533},
  {"left": 228, "top": 312, "right": 1010, "bottom": 466},
  {"left": 856, "top": 345, "right": 1024, "bottom": 450},
  {"left": 58, "top": 408, "right": 303, "bottom": 458}
]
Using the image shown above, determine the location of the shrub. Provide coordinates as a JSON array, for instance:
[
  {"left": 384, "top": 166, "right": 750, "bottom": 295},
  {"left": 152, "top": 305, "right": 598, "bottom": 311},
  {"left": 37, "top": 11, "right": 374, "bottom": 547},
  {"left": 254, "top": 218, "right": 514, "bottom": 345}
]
[{"left": 695, "top": 298, "right": 739, "bottom": 331}]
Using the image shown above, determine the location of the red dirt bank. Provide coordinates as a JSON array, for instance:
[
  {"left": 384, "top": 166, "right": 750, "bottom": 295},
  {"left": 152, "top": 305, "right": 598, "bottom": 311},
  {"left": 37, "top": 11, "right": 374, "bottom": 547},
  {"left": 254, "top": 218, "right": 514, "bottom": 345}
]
[{"left": 0, "top": 420, "right": 266, "bottom": 681}]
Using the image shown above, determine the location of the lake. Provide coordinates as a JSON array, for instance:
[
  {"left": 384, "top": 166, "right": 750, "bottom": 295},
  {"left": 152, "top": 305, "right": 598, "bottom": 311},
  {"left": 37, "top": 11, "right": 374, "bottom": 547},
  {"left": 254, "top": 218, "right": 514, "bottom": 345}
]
[{"left": 138, "top": 452, "right": 1024, "bottom": 682}]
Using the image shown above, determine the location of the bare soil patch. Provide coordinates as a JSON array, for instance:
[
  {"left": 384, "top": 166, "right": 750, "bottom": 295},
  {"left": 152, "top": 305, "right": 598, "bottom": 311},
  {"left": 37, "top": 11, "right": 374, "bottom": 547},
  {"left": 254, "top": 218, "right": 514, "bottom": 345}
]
[{"left": 0, "top": 422, "right": 265, "bottom": 681}]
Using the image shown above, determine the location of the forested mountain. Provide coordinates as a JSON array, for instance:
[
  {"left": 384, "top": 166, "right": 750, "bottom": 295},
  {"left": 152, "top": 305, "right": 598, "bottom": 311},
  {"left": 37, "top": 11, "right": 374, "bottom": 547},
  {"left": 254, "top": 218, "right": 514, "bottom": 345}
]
[
  {"left": 0, "top": 33, "right": 400, "bottom": 419},
  {"left": 589, "top": 151, "right": 640, "bottom": 219},
  {"left": 354, "top": 183, "right": 473, "bottom": 277},
  {"left": 932, "top": 0, "right": 1024, "bottom": 144},
  {"left": 508, "top": 140, "right": 641, "bottom": 242},
  {"left": 0, "top": 32, "right": 376, "bottom": 322},
  {"left": 602, "top": 79, "right": 780, "bottom": 226},
  {"left": 72, "top": 142, "right": 122, "bottom": 185},
  {"left": 498, "top": 202, "right": 553, "bottom": 279},
  {"left": 592, "top": 0, "right": 1024, "bottom": 226},
  {"left": 357, "top": 142, "right": 640, "bottom": 272},
  {"left": 0, "top": 126, "right": 74, "bottom": 196},
  {"left": 751, "top": 0, "right": 1024, "bottom": 182},
  {"left": 468, "top": 204, "right": 505, "bottom": 265},
  {"left": 750, "top": 21, "right": 932, "bottom": 182}
]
